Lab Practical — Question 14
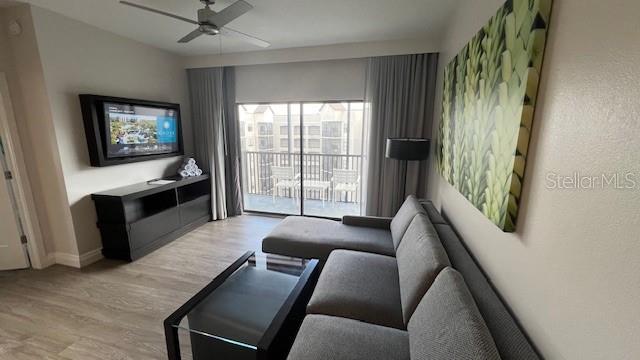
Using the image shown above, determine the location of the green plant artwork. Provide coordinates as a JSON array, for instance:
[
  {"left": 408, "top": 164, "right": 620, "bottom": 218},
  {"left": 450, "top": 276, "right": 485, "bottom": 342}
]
[{"left": 436, "top": 0, "right": 552, "bottom": 232}]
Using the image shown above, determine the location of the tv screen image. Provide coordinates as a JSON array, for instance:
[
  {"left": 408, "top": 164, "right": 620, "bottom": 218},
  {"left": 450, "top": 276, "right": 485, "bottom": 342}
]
[{"left": 104, "top": 102, "right": 179, "bottom": 158}]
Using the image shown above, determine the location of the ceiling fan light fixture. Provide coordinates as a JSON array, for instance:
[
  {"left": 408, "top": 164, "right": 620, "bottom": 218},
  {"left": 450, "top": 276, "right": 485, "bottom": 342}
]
[{"left": 199, "top": 24, "right": 220, "bottom": 35}]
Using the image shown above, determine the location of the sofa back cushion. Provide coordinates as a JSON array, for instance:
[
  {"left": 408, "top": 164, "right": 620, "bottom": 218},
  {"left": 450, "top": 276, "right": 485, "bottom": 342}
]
[
  {"left": 390, "top": 195, "right": 426, "bottom": 250},
  {"left": 408, "top": 267, "right": 500, "bottom": 360},
  {"left": 418, "top": 199, "right": 447, "bottom": 224},
  {"left": 396, "top": 214, "right": 450, "bottom": 324}
]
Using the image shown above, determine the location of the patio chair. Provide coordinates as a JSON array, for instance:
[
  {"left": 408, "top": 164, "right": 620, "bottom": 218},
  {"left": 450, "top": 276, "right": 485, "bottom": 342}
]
[
  {"left": 271, "top": 166, "right": 300, "bottom": 203},
  {"left": 332, "top": 169, "right": 360, "bottom": 204}
]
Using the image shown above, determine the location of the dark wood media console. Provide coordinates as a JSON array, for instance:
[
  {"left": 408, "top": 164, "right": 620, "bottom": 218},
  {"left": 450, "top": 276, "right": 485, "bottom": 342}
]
[{"left": 91, "top": 175, "right": 211, "bottom": 261}]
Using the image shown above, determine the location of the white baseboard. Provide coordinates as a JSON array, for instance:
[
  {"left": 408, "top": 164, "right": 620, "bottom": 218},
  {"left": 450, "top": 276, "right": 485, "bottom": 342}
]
[
  {"left": 38, "top": 253, "right": 57, "bottom": 269},
  {"left": 48, "top": 248, "right": 103, "bottom": 268},
  {"left": 78, "top": 248, "right": 103, "bottom": 267},
  {"left": 51, "top": 252, "right": 80, "bottom": 268}
]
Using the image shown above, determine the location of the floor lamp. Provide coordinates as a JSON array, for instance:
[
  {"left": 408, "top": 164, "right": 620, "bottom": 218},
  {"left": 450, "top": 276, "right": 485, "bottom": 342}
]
[{"left": 385, "top": 138, "right": 430, "bottom": 199}]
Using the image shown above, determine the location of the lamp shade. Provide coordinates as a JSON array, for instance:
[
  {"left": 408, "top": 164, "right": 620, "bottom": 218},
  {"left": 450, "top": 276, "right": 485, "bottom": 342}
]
[{"left": 385, "top": 138, "right": 430, "bottom": 161}]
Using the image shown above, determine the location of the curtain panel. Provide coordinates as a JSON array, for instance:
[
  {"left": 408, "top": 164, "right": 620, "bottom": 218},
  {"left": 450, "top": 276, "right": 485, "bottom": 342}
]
[
  {"left": 187, "top": 67, "right": 243, "bottom": 220},
  {"left": 363, "top": 53, "right": 438, "bottom": 217}
]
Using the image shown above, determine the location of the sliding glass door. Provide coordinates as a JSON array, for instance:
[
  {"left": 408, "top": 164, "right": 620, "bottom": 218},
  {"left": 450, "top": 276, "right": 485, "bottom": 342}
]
[
  {"left": 300, "top": 103, "right": 363, "bottom": 217},
  {"left": 239, "top": 103, "right": 301, "bottom": 215},
  {"left": 238, "top": 102, "right": 364, "bottom": 218}
]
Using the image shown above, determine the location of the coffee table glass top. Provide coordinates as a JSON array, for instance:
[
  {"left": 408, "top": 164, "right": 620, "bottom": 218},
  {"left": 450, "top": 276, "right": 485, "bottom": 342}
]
[{"left": 172, "top": 253, "right": 311, "bottom": 350}]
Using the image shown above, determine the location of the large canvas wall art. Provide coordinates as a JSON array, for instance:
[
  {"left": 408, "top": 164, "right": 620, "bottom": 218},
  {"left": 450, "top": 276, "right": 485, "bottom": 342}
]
[{"left": 436, "top": 0, "right": 552, "bottom": 232}]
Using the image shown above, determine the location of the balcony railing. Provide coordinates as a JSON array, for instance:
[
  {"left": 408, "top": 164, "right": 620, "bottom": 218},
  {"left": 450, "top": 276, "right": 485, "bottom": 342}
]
[{"left": 241, "top": 151, "right": 362, "bottom": 202}]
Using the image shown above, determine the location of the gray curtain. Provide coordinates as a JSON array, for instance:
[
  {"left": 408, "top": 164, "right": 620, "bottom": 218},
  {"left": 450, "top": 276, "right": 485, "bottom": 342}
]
[
  {"left": 222, "top": 67, "right": 243, "bottom": 216},
  {"left": 363, "top": 53, "right": 438, "bottom": 217},
  {"left": 188, "top": 67, "right": 243, "bottom": 220}
]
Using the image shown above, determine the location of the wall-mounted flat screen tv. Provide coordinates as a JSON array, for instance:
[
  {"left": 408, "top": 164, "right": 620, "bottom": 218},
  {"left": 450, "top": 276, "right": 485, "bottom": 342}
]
[
  {"left": 80, "top": 95, "right": 183, "bottom": 167},
  {"left": 104, "top": 102, "right": 180, "bottom": 158}
]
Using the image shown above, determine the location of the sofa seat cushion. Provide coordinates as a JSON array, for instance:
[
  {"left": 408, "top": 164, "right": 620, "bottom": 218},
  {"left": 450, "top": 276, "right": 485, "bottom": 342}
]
[
  {"left": 287, "top": 314, "right": 410, "bottom": 360},
  {"left": 262, "top": 216, "right": 394, "bottom": 261},
  {"left": 307, "top": 250, "right": 404, "bottom": 329},
  {"left": 408, "top": 267, "right": 500, "bottom": 360},
  {"left": 396, "top": 213, "right": 451, "bottom": 324},
  {"left": 390, "top": 195, "right": 427, "bottom": 250}
]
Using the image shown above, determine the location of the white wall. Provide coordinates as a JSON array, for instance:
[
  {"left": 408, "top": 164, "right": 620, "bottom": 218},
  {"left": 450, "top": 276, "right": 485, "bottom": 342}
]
[
  {"left": 427, "top": 1, "right": 640, "bottom": 359},
  {"left": 0, "top": 5, "right": 75, "bottom": 263},
  {"left": 191, "top": 37, "right": 433, "bottom": 105},
  {"left": 25, "top": 6, "right": 192, "bottom": 259},
  {"left": 235, "top": 58, "right": 366, "bottom": 103},
  {"left": 184, "top": 37, "right": 439, "bottom": 68}
]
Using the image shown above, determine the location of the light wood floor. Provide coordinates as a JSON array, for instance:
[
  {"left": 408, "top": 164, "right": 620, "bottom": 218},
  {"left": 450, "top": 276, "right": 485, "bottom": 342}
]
[{"left": 0, "top": 214, "right": 282, "bottom": 360}]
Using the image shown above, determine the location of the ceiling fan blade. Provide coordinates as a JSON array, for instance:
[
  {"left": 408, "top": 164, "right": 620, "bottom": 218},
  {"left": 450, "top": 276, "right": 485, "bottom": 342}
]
[
  {"left": 120, "top": 1, "right": 198, "bottom": 25},
  {"left": 220, "top": 27, "right": 270, "bottom": 48},
  {"left": 209, "top": 0, "right": 253, "bottom": 27},
  {"left": 178, "top": 29, "right": 204, "bottom": 43}
]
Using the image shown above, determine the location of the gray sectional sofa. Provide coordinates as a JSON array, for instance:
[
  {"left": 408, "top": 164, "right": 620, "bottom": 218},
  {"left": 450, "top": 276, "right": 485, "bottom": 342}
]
[
  {"left": 261, "top": 196, "right": 540, "bottom": 360},
  {"left": 262, "top": 195, "right": 427, "bottom": 261}
]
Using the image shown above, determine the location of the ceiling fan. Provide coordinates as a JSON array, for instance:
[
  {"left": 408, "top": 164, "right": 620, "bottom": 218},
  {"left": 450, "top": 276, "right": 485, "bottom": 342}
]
[{"left": 119, "top": 0, "right": 270, "bottom": 47}]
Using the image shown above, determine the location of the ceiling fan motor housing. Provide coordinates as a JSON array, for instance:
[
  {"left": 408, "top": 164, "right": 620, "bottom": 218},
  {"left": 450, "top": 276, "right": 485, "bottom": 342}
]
[{"left": 197, "top": 7, "right": 216, "bottom": 23}]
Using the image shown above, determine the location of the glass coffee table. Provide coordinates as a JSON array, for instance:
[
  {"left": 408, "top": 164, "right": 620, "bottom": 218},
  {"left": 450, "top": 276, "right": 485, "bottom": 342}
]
[{"left": 164, "top": 251, "right": 319, "bottom": 360}]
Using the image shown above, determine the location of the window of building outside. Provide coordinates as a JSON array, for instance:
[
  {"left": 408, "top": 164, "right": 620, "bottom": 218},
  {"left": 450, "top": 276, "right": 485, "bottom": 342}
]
[
  {"left": 309, "top": 126, "right": 321, "bottom": 136},
  {"left": 258, "top": 137, "right": 273, "bottom": 150},
  {"left": 237, "top": 102, "right": 365, "bottom": 218},
  {"left": 258, "top": 123, "right": 273, "bottom": 136},
  {"left": 322, "top": 139, "right": 342, "bottom": 154},
  {"left": 322, "top": 121, "right": 342, "bottom": 138}
]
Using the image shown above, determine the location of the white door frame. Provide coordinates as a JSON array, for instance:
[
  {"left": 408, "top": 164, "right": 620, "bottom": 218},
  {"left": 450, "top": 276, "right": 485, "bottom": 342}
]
[{"left": 0, "top": 72, "right": 49, "bottom": 269}]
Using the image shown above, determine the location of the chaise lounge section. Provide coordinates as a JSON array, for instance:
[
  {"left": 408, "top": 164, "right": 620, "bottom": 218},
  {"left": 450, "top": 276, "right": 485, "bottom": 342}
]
[{"left": 262, "top": 195, "right": 426, "bottom": 261}]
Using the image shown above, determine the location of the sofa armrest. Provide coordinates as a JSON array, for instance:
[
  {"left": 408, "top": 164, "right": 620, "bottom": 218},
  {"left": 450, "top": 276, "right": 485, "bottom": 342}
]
[{"left": 342, "top": 215, "right": 392, "bottom": 229}]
